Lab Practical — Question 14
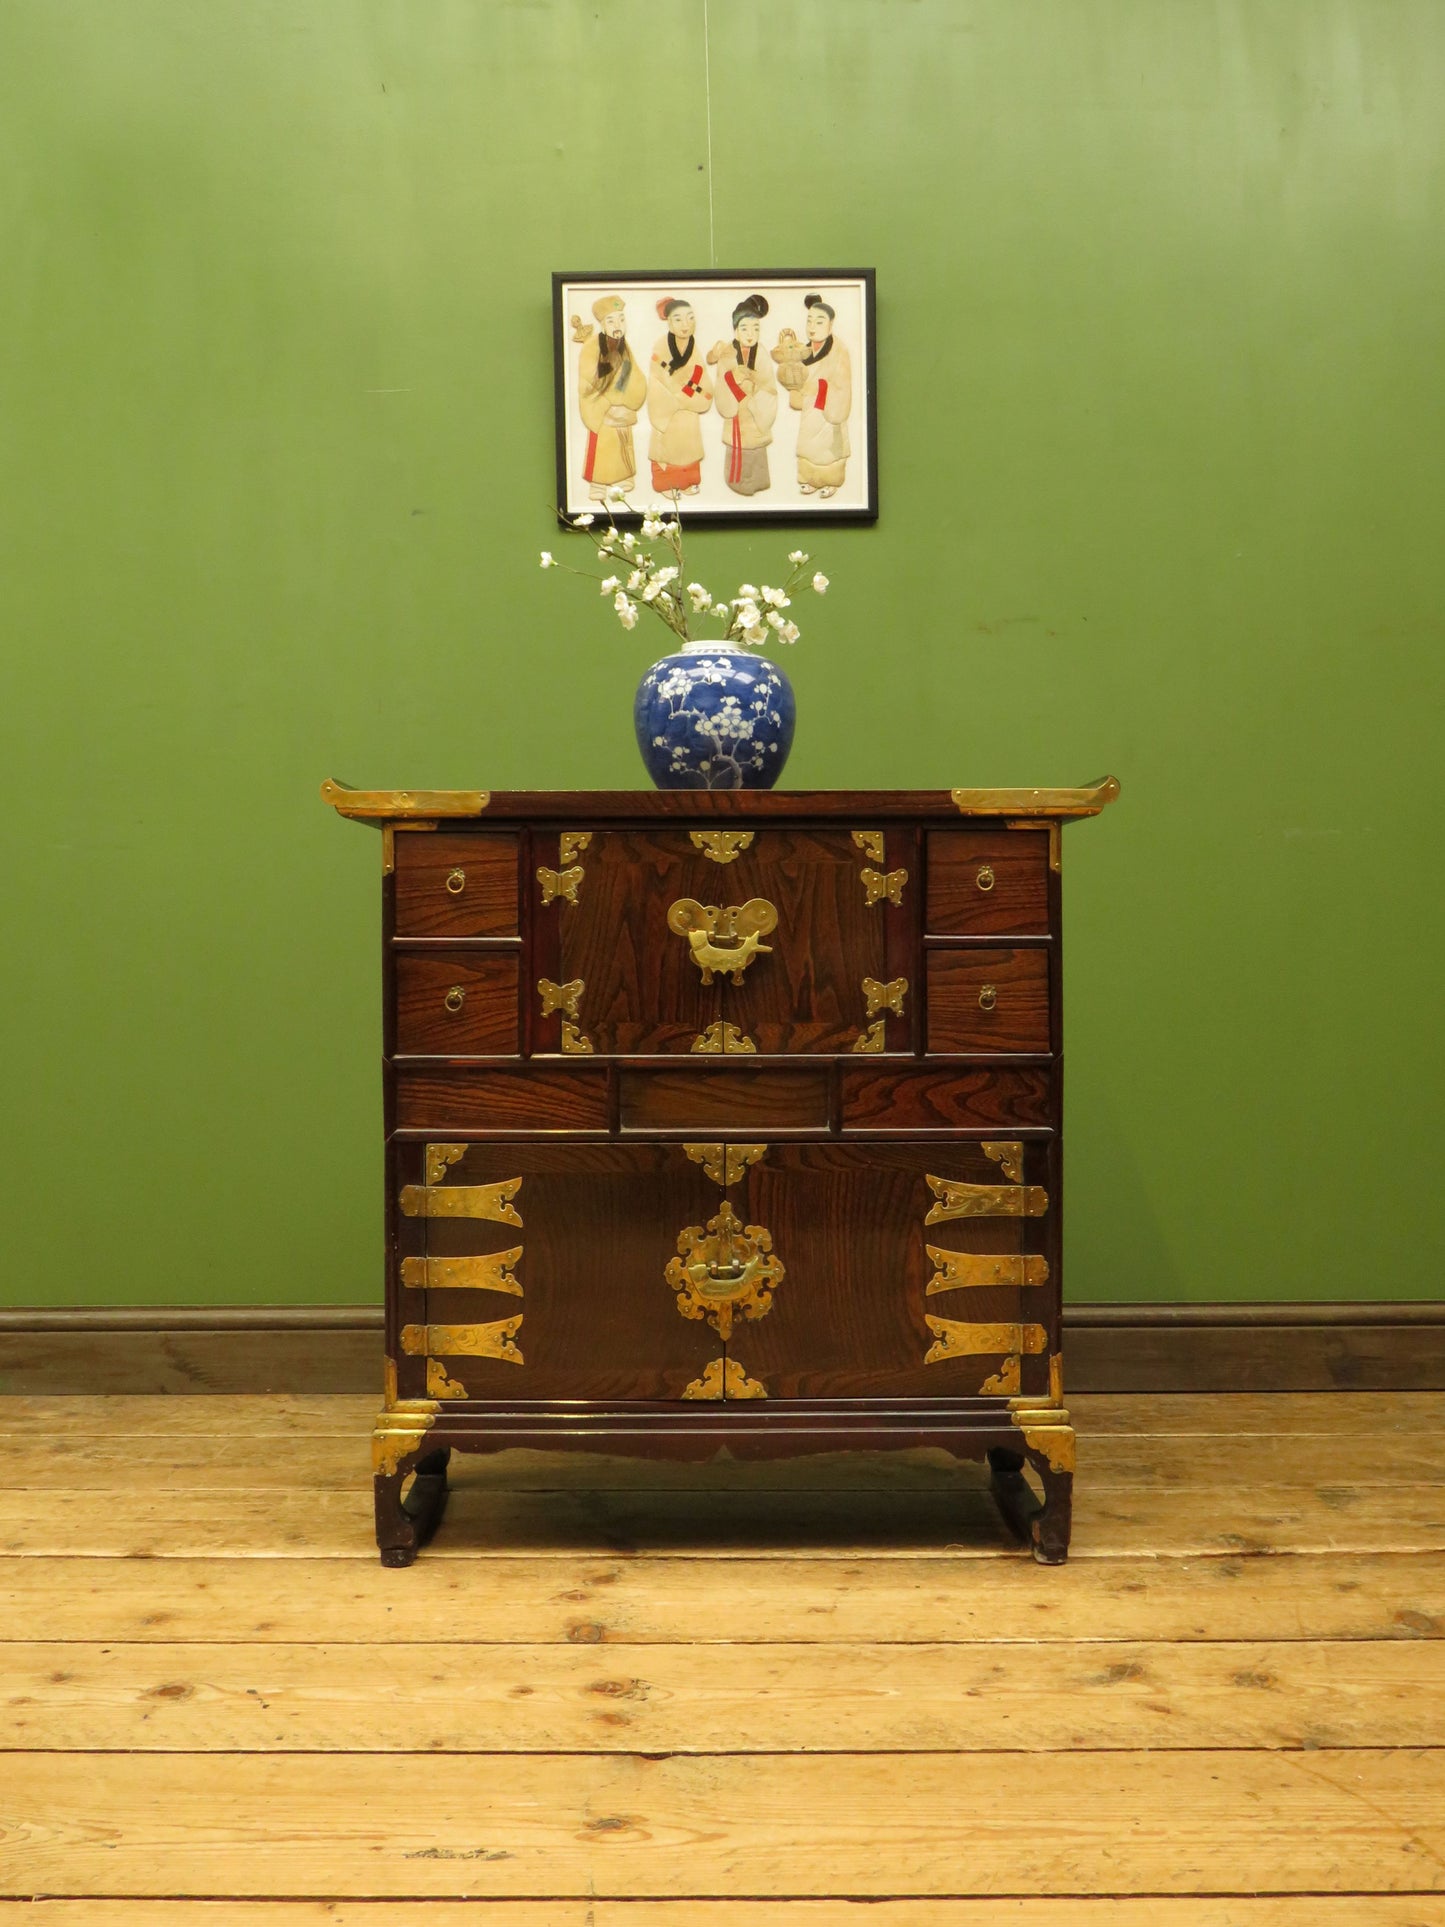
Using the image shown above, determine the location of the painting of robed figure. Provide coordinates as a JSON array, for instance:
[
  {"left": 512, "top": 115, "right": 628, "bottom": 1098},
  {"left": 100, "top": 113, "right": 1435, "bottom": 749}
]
[{"left": 554, "top": 270, "right": 876, "bottom": 524}]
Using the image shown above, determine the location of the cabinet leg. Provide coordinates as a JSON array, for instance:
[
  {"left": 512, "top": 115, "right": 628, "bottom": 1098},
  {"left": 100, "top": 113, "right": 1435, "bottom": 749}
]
[
  {"left": 1028, "top": 1460, "right": 1073, "bottom": 1566},
  {"left": 986, "top": 1447, "right": 1035, "bottom": 1544},
  {"left": 375, "top": 1446, "right": 451, "bottom": 1568},
  {"left": 987, "top": 1446, "right": 1073, "bottom": 1564}
]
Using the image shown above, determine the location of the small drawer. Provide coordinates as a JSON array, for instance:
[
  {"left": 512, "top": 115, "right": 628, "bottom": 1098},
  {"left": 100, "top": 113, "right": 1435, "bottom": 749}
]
[
  {"left": 927, "top": 948, "right": 1050, "bottom": 1053},
  {"left": 394, "top": 833, "right": 519, "bottom": 937},
  {"left": 927, "top": 830, "right": 1050, "bottom": 936},
  {"left": 394, "top": 954, "right": 519, "bottom": 1055}
]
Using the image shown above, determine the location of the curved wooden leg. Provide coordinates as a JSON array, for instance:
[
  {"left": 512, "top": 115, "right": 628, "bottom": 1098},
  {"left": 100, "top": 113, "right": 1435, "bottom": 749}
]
[
  {"left": 987, "top": 1446, "right": 1036, "bottom": 1545},
  {"left": 375, "top": 1446, "right": 451, "bottom": 1568},
  {"left": 1028, "top": 1459, "right": 1073, "bottom": 1566}
]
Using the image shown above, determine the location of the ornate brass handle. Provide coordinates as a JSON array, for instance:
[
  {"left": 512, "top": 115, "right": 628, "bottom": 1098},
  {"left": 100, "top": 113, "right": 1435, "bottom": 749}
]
[
  {"left": 667, "top": 897, "right": 778, "bottom": 985},
  {"left": 445, "top": 868, "right": 466, "bottom": 895},
  {"left": 976, "top": 864, "right": 995, "bottom": 892},
  {"left": 444, "top": 985, "right": 467, "bottom": 1013},
  {"left": 978, "top": 984, "right": 998, "bottom": 1011}
]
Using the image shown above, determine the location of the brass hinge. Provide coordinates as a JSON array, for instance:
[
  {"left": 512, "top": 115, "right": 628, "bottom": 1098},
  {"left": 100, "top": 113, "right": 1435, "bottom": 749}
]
[
  {"left": 401, "top": 1318, "right": 524, "bottom": 1364},
  {"left": 400, "top": 1178, "right": 523, "bottom": 1225},
  {"left": 538, "top": 977, "right": 584, "bottom": 1020},
  {"left": 401, "top": 1251, "right": 523, "bottom": 1296},
  {"left": 537, "top": 864, "right": 584, "bottom": 906},
  {"left": 860, "top": 866, "right": 908, "bottom": 907},
  {"left": 923, "top": 1318, "right": 1047, "bottom": 1365},
  {"left": 925, "top": 1249, "right": 1049, "bottom": 1294},
  {"left": 863, "top": 976, "right": 908, "bottom": 1019},
  {"left": 924, "top": 1175, "right": 1048, "bottom": 1222}
]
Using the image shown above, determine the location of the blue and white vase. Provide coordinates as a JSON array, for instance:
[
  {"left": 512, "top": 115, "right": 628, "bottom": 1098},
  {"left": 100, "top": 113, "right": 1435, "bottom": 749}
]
[{"left": 633, "top": 640, "right": 796, "bottom": 791}]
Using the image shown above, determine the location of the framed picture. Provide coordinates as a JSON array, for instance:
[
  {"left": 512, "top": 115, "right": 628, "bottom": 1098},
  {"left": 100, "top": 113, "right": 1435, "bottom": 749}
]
[{"left": 553, "top": 269, "right": 877, "bottom": 525}]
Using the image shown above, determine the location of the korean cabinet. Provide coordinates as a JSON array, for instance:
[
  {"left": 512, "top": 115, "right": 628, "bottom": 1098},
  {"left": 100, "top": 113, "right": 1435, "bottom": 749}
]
[{"left": 322, "top": 779, "right": 1120, "bottom": 1565}]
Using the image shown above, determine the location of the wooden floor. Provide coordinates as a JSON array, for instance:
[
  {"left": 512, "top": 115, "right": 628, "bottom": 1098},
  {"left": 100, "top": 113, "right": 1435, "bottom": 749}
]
[{"left": 1, "top": 1393, "right": 1443, "bottom": 1923}]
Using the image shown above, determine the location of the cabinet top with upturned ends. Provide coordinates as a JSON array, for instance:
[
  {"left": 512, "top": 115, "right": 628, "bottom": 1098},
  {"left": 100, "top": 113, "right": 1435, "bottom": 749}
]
[{"left": 322, "top": 777, "right": 1121, "bottom": 825}]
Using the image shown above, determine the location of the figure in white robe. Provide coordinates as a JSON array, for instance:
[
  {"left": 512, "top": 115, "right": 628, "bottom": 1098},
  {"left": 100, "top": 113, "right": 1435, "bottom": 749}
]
[
  {"left": 791, "top": 293, "right": 852, "bottom": 496},
  {"left": 577, "top": 295, "right": 647, "bottom": 499},
  {"left": 709, "top": 293, "right": 778, "bottom": 497},
  {"left": 646, "top": 297, "right": 712, "bottom": 495}
]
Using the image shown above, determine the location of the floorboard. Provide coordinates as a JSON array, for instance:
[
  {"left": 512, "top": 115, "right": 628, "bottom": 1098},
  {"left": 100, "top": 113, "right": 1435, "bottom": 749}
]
[{"left": 2, "top": 1391, "right": 1442, "bottom": 1908}]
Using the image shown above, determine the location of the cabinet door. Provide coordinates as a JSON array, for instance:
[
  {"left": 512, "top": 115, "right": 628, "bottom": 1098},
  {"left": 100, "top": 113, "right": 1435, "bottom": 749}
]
[
  {"left": 394, "top": 1142, "right": 719, "bottom": 1399},
  {"left": 717, "top": 829, "right": 902, "bottom": 1053},
  {"left": 536, "top": 831, "right": 719, "bottom": 1055},
  {"left": 710, "top": 1141, "right": 1055, "bottom": 1399}
]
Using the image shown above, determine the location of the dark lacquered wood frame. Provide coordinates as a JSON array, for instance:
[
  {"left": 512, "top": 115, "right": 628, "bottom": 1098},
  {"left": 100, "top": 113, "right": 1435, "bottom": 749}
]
[
  {"left": 551, "top": 267, "right": 879, "bottom": 527},
  {"left": 329, "top": 785, "right": 1119, "bottom": 1568}
]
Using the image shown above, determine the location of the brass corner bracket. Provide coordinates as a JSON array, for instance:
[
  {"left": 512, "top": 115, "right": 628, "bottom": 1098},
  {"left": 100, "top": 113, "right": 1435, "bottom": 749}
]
[
  {"left": 682, "top": 1356, "right": 768, "bottom": 1400},
  {"left": 690, "top": 830, "right": 755, "bottom": 864},
  {"left": 684, "top": 1142, "right": 768, "bottom": 1188},
  {"left": 692, "top": 1021, "right": 757, "bottom": 1055}
]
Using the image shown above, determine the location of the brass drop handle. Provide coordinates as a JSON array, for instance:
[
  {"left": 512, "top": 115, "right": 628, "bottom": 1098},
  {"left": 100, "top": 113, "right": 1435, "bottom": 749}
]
[
  {"left": 444, "top": 985, "right": 467, "bottom": 1013},
  {"left": 978, "top": 984, "right": 998, "bottom": 1011},
  {"left": 445, "top": 868, "right": 466, "bottom": 896},
  {"left": 976, "top": 864, "right": 995, "bottom": 892},
  {"left": 668, "top": 897, "right": 779, "bottom": 986}
]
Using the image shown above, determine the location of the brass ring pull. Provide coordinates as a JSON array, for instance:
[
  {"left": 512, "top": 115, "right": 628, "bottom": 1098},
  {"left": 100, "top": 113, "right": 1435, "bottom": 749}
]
[
  {"left": 976, "top": 864, "right": 995, "bottom": 892},
  {"left": 445, "top": 868, "right": 466, "bottom": 895},
  {"left": 667, "top": 897, "right": 779, "bottom": 985},
  {"left": 978, "top": 984, "right": 998, "bottom": 1011},
  {"left": 444, "top": 985, "right": 467, "bottom": 1013}
]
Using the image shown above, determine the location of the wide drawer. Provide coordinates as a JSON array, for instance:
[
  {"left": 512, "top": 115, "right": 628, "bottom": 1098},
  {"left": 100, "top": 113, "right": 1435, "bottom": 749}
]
[{"left": 391, "top": 1137, "right": 1055, "bottom": 1404}]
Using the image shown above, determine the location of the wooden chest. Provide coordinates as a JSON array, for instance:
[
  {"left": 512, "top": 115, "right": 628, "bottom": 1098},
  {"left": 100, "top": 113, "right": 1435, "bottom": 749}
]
[{"left": 323, "top": 779, "right": 1119, "bottom": 1564}]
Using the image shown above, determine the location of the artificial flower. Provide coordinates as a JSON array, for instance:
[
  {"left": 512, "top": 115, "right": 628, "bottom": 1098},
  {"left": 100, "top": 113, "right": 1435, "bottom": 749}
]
[{"left": 812, "top": 572, "right": 829, "bottom": 594}]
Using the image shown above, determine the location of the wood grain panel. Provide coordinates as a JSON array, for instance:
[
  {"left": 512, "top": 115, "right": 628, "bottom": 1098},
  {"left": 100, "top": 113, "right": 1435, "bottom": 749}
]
[
  {"left": 392, "top": 831, "right": 518, "bottom": 937},
  {"left": 618, "top": 1067, "right": 830, "bottom": 1131},
  {"left": 721, "top": 830, "right": 888, "bottom": 1052},
  {"left": 841, "top": 1065, "right": 1054, "bottom": 1131},
  {"left": 394, "top": 1065, "right": 609, "bottom": 1132},
  {"left": 926, "top": 829, "right": 1051, "bottom": 935},
  {"left": 403, "top": 1141, "right": 717, "bottom": 1401},
  {"left": 554, "top": 831, "right": 716, "bottom": 1054},
  {"left": 4, "top": 1749, "right": 1443, "bottom": 1895},
  {"left": 726, "top": 1143, "right": 1053, "bottom": 1400},
  {"left": 927, "top": 947, "right": 1051, "bottom": 1053},
  {"left": 6, "top": 1638, "right": 1439, "bottom": 1754},
  {"left": 393, "top": 953, "right": 518, "bottom": 1055},
  {"left": 4, "top": 1550, "right": 1441, "bottom": 1645}
]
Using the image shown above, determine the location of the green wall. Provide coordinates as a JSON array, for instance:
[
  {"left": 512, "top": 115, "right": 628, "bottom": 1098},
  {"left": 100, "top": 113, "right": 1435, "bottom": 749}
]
[{"left": 3, "top": 0, "right": 1441, "bottom": 1309}]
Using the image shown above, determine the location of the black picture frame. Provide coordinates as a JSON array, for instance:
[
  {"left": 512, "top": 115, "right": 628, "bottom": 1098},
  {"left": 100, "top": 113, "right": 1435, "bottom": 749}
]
[{"left": 552, "top": 269, "right": 878, "bottom": 527}]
